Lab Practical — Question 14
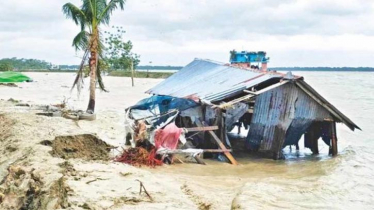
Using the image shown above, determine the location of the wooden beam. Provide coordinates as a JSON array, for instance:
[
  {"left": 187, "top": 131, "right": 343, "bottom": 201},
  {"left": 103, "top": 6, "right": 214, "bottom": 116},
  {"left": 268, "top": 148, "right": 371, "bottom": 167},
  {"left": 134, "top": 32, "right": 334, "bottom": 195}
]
[
  {"left": 185, "top": 126, "right": 218, "bottom": 132},
  {"left": 208, "top": 129, "right": 238, "bottom": 165},
  {"left": 215, "top": 80, "right": 290, "bottom": 109},
  {"left": 214, "top": 94, "right": 256, "bottom": 109},
  {"left": 243, "top": 90, "right": 258, "bottom": 95},
  {"left": 254, "top": 80, "right": 290, "bottom": 95},
  {"left": 156, "top": 149, "right": 232, "bottom": 155},
  {"left": 196, "top": 120, "right": 238, "bottom": 165}
]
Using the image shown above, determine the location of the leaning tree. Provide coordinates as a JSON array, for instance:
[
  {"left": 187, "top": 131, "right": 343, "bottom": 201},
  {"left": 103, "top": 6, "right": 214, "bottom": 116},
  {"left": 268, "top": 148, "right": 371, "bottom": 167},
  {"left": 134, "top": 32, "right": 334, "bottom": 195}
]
[{"left": 63, "top": 0, "right": 126, "bottom": 113}]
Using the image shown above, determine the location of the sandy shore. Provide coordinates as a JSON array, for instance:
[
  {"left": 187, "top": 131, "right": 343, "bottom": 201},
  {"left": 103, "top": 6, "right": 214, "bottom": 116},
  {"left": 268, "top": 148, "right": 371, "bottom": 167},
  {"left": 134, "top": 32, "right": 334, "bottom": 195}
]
[
  {"left": 0, "top": 74, "right": 236, "bottom": 210},
  {"left": 1, "top": 73, "right": 372, "bottom": 210}
]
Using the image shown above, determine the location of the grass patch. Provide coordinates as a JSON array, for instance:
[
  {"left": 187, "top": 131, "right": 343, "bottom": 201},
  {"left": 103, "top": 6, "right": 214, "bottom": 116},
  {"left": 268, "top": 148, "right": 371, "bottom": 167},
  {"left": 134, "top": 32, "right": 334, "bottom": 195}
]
[{"left": 108, "top": 70, "right": 174, "bottom": 79}]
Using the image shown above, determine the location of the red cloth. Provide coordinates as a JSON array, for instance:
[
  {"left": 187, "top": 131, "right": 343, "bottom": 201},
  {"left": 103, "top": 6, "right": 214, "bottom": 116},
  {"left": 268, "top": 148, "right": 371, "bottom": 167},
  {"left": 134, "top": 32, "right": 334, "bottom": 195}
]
[{"left": 155, "top": 123, "right": 183, "bottom": 150}]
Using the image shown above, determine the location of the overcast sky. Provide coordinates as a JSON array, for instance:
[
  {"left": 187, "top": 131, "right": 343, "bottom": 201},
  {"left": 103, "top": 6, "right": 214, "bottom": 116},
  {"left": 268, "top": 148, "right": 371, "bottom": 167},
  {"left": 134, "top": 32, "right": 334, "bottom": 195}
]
[{"left": 0, "top": 0, "right": 374, "bottom": 67}]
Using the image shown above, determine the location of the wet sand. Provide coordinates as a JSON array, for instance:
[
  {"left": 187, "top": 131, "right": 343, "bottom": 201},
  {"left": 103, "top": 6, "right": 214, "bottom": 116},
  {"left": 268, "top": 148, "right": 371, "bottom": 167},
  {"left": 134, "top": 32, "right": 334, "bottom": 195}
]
[{"left": 0, "top": 72, "right": 373, "bottom": 209}]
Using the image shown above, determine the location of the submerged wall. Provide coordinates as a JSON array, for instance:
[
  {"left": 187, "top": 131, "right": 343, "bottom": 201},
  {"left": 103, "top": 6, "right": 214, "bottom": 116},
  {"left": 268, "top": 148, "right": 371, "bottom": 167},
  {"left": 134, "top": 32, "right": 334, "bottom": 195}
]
[{"left": 246, "top": 82, "right": 333, "bottom": 159}]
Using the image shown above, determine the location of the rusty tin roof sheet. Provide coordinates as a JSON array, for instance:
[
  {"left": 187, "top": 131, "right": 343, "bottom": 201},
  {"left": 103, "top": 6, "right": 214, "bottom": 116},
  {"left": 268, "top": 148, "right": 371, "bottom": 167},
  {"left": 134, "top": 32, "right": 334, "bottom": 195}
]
[{"left": 146, "top": 59, "right": 283, "bottom": 102}]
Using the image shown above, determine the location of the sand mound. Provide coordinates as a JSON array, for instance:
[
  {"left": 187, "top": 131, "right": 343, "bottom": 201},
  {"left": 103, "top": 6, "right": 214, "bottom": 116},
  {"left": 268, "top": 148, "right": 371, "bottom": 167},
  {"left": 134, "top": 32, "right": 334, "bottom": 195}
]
[{"left": 50, "top": 134, "right": 111, "bottom": 161}]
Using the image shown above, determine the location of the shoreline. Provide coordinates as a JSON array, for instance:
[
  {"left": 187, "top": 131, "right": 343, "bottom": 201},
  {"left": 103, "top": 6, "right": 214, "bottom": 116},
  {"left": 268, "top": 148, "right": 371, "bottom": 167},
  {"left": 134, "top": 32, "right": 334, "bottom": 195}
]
[
  {"left": 0, "top": 100, "right": 216, "bottom": 209},
  {"left": 13, "top": 70, "right": 175, "bottom": 79}
]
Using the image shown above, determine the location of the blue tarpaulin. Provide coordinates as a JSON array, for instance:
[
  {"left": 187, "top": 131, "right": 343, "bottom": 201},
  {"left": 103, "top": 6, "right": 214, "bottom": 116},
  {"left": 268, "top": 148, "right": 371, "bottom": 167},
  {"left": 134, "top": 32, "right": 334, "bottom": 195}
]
[{"left": 129, "top": 95, "right": 198, "bottom": 121}]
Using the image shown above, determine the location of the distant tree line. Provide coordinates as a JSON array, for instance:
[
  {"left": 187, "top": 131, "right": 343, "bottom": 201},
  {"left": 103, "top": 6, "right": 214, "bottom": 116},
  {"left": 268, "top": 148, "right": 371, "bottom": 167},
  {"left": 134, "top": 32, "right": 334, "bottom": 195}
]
[
  {"left": 2, "top": 57, "right": 374, "bottom": 72},
  {"left": 59, "top": 65, "right": 80, "bottom": 70},
  {"left": 136, "top": 65, "right": 183, "bottom": 70},
  {"left": 59, "top": 65, "right": 183, "bottom": 71},
  {"left": 0, "top": 58, "right": 51, "bottom": 71},
  {"left": 269, "top": 67, "right": 374, "bottom": 72}
]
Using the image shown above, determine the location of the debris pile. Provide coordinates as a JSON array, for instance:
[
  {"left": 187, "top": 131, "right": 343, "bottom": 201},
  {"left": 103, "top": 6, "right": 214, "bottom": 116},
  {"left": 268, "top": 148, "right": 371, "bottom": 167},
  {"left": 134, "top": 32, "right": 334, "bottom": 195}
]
[
  {"left": 124, "top": 58, "right": 359, "bottom": 162},
  {"left": 115, "top": 147, "right": 162, "bottom": 167}
]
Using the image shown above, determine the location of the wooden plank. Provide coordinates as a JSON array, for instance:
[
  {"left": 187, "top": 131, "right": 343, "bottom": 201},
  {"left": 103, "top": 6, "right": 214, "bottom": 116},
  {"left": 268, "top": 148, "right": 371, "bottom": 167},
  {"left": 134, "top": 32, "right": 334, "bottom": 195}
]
[
  {"left": 196, "top": 120, "right": 238, "bottom": 165},
  {"left": 156, "top": 149, "right": 232, "bottom": 155},
  {"left": 214, "top": 94, "right": 255, "bottom": 109},
  {"left": 185, "top": 126, "right": 218, "bottom": 132},
  {"left": 214, "top": 81, "right": 290, "bottom": 109},
  {"left": 243, "top": 90, "right": 258, "bottom": 95},
  {"left": 208, "top": 130, "right": 238, "bottom": 165},
  {"left": 254, "top": 80, "right": 290, "bottom": 95}
]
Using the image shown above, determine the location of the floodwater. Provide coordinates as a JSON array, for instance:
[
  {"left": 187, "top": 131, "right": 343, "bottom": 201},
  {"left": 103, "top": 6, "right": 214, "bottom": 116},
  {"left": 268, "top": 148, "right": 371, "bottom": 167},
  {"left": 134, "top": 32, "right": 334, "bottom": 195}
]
[{"left": 1, "top": 72, "right": 373, "bottom": 209}]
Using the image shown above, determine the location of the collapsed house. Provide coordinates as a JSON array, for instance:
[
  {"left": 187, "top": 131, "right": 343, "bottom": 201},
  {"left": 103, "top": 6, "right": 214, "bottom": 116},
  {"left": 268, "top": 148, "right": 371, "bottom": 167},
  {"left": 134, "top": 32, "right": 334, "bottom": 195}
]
[{"left": 125, "top": 51, "right": 360, "bottom": 163}]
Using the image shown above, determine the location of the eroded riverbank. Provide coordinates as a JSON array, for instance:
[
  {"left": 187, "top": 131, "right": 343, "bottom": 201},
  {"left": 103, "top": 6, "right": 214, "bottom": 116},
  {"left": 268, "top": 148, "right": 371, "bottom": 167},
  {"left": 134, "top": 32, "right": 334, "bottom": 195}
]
[{"left": 0, "top": 72, "right": 373, "bottom": 209}]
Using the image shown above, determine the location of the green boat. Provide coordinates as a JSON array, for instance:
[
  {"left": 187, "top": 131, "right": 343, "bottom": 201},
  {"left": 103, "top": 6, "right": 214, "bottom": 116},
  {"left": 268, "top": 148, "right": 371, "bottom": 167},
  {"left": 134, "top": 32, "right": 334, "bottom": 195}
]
[{"left": 0, "top": 72, "right": 32, "bottom": 83}]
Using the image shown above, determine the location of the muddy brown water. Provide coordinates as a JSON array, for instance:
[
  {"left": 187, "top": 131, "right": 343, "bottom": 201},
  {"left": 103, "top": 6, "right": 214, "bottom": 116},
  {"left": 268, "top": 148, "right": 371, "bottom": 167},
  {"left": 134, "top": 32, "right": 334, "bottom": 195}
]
[{"left": 0, "top": 72, "right": 373, "bottom": 209}]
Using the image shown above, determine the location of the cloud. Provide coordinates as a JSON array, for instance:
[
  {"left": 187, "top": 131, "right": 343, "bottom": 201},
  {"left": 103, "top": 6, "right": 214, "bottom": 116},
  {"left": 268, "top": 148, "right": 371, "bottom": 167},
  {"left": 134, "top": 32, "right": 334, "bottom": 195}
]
[{"left": 0, "top": 0, "right": 373, "bottom": 66}]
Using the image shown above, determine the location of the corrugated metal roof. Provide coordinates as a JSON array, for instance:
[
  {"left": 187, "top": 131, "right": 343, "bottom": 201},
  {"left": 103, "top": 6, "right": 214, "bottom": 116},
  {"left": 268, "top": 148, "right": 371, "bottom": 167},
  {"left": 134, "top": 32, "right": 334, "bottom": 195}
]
[{"left": 146, "top": 59, "right": 283, "bottom": 102}]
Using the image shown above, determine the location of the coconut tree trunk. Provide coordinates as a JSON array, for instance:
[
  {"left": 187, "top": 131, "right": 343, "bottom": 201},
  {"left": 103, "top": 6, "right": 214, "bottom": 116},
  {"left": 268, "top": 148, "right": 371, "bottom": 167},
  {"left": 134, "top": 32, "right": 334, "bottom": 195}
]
[{"left": 87, "top": 29, "right": 98, "bottom": 113}]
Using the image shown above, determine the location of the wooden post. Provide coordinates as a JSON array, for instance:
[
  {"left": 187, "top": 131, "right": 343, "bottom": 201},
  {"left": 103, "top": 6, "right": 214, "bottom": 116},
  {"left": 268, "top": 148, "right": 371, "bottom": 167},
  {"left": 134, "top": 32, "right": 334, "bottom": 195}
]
[
  {"left": 201, "top": 105, "right": 212, "bottom": 158},
  {"left": 312, "top": 137, "right": 319, "bottom": 154},
  {"left": 311, "top": 123, "right": 319, "bottom": 154},
  {"left": 131, "top": 60, "right": 135, "bottom": 87},
  {"left": 331, "top": 121, "right": 338, "bottom": 156},
  {"left": 208, "top": 129, "right": 238, "bottom": 165},
  {"left": 196, "top": 120, "right": 238, "bottom": 165},
  {"left": 216, "top": 109, "right": 225, "bottom": 143}
]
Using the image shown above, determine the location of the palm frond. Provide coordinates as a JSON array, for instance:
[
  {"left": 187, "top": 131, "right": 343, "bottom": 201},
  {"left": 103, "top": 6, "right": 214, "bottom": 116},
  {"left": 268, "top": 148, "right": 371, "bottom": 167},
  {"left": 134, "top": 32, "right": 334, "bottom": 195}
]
[
  {"left": 62, "top": 3, "right": 86, "bottom": 25},
  {"left": 82, "top": 0, "right": 94, "bottom": 24},
  {"left": 98, "top": 0, "right": 126, "bottom": 25},
  {"left": 96, "top": 30, "right": 106, "bottom": 57},
  {"left": 71, "top": 50, "right": 89, "bottom": 95},
  {"left": 96, "top": 0, "right": 108, "bottom": 18},
  {"left": 72, "top": 30, "right": 90, "bottom": 51},
  {"left": 96, "top": 60, "right": 108, "bottom": 92}
]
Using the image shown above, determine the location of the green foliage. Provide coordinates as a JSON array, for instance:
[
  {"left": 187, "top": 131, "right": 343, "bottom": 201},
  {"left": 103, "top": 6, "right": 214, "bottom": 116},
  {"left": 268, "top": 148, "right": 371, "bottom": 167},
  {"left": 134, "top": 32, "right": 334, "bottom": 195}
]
[
  {"left": 108, "top": 70, "right": 173, "bottom": 78},
  {"left": 0, "top": 61, "right": 13, "bottom": 72},
  {"left": 104, "top": 26, "right": 140, "bottom": 71},
  {"left": 136, "top": 66, "right": 182, "bottom": 70},
  {"left": 0, "top": 58, "right": 50, "bottom": 71},
  {"left": 63, "top": 0, "right": 127, "bottom": 53}
]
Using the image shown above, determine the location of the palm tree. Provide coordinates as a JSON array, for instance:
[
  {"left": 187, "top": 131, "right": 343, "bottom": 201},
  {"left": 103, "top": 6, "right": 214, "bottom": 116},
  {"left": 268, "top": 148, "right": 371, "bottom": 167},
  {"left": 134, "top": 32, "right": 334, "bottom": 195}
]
[{"left": 63, "top": 0, "right": 126, "bottom": 113}]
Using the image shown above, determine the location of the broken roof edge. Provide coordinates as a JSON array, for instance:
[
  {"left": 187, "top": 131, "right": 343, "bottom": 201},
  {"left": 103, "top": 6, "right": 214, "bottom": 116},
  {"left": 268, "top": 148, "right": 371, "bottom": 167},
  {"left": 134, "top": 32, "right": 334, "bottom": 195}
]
[
  {"left": 295, "top": 80, "right": 360, "bottom": 131},
  {"left": 145, "top": 58, "right": 301, "bottom": 96}
]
